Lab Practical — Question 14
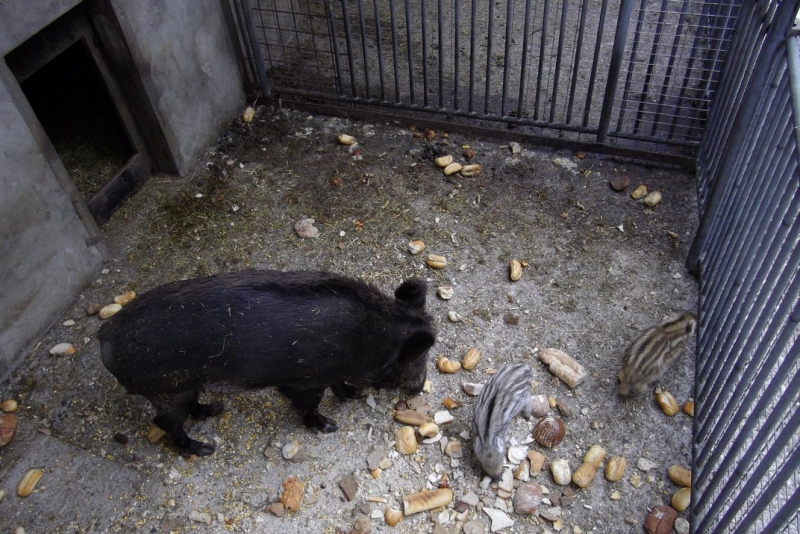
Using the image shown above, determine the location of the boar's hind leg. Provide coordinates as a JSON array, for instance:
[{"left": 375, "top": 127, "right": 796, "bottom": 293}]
[
  {"left": 278, "top": 386, "right": 338, "bottom": 433},
  {"left": 151, "top": 390, "right": 216, "bottom": 456},
  {"left": 331, "top": 381, "right": 365, "bottom": 400}
]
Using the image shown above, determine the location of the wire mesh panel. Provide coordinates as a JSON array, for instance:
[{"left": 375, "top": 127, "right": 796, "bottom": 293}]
[
  {"left": 231, "top": 0, "right": 739, "bottom": 162},
  {"left": 689, "top": 0, "right": 800, "bottom": 531}
]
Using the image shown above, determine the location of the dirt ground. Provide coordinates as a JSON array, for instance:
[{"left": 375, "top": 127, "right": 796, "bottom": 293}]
[{"left": 0, "top": 107, "right": 698, "bottom": 533}]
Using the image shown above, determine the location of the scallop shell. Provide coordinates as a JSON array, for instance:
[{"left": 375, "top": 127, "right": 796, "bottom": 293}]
[{"left": 532, "top": 416, "right": 566, "bottom": 448}]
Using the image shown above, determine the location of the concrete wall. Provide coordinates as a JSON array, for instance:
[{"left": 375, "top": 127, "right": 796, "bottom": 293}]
[
  {"left": 0, "top": 0, "right": 245, "bottom": 378},
  {"left": 109, "top": 0, "right": 245, "bottom": 175}
]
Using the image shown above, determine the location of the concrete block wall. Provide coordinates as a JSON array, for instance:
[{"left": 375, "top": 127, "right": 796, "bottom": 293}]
[{"left": 0, "top": 0, "right": 245, "bottom": 378}]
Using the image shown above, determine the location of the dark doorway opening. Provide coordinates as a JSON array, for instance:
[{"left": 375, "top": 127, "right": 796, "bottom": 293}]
[{"left": 19, "top": 40, "right": 134, "bottom": 202}]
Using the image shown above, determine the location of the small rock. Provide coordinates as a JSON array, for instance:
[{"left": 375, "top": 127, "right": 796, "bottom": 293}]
[
  {"left": 630, "top": 474, "right": 643, "bottom": 488},
  {"left": 294, "top": 218, "right": 319, "bottom": 238},
  {"left": 282, "top": 440, "right": 301, "bottom": 460},
  {"left": 367, "top": 449, "right": 386, "bottom": 471},
  {"left": 263, "top": 446, "right": 278, "bottom": 459},
  {"left": 462, "top": 383, "right": 484, "bottom": 396},
  {"left": 554, "top": 398, "right": 573, "bottom": 417},
  {"left": 444, "top": 440, "right": 463, "bottom": 458},
  {"left": 483, "top": 508, "right": 514, "bottom": 532},
  {"left": 644, "top": 191, "right": 663, "bottom": 207},
  {"left": 463, "top": 519, "right": 486, "bottom": 534},
  {"left": 463, "top": 148, "right": 475, "bottom": 160},
  {"left": 112, "top": 432, "right": 129, "bottom": 445},
  {"left": 289, "top": 446, "right": 309, "bottom": 463},
  {"left": 85, "top": 303, "right": 103, "bottom": 316},
  {"left": 498, "top": 468, "right": 514, "bottom": 493},
  {"left": 644, "top": 504, "right": 678, "bottom": 534},
  {"left": 437, "top": 286, "right": 454, "bottom": 300},
  {"left": 462, "top": 491, "right": 480, "bottom": 506},
  {"left": 530, "top": 394, "right": 550, "bottom": 417},
  {"left": 551, "top": 459, "right": 572, "bottom": 486},
  {"left": 674, "top": 517, "right": 690, "bottom": 534},
  {"left": 434, "top": 410, "right": 454, "bottom": 425},
  {"left": 188, "top": 510, "right": 212, "bottom": 525},
  {"left": 447, "top": 310, "right": 463, "bottom": 322},
  {"left": 539, "top": 506, "right": 563, "bottom": 522},
  {"left": 636, "top": 458, "right": 660, "bottom": 472},
  {"left": 610, "top": 174, "right": 630, "bottom": 191},
  {"left": 62, "top": 319, "right": 76, "bottom": 327},
  {"left": 610, "top": 490, "right": 622, "bottom": 500},
  {"left": 353, "top": 513, "right": 372, "bottom": 533},
  {"left": 507, "top": 446, "right": 528, "bottom": 464},
  {"left": 266, "top": 502, "right": 285, "bottom": 516},
  {"left": 509, "top": 142, "right": 522, "bottom": 154},
  {"left": 513, "top": 483, "right": 542, "bottom": 515},
  {"left": 339, "top": 474, "right": 358, "bottom": 501},
  {"left": 553, "top": 157, "right": 578, "bottom": 170}
]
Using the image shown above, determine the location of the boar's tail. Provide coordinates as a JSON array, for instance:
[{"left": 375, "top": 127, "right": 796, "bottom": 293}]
[{"left": 395, "top": 278, "right": 428, "bottom": 310}]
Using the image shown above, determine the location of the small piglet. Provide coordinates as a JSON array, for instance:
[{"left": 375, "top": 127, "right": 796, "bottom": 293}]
[
  {"left": 471, "top": 363, "right": 533, "bottom": 479},
  {"left": 98, "top": 270, "right": 437, "bottom": 456}
]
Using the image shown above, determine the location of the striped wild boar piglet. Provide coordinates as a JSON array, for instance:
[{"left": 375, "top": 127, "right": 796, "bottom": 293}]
[{"left": 98, "top": 270, "right": 437, "bottom": 456}]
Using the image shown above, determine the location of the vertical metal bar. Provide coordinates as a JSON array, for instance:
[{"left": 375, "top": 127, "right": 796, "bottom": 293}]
[
  {"left": 516, "top": 0, "right": 534, "bottom": 121},
  {"left": 468, "top": 0, "right": 477, "bottom": 112},
  {"left": 632, "top": 0, "right": 669, "bottom": 136},
  {"left": 614, "top": 0, "right": 647, "bottom": 134},
  {"left": 389, "top": 0, "right": 401, "bottom": 102},
  {"left": 454, "top": 0, "right": 461, "bottom": 110},
  {"left": 326, "top": 0, "right": 347, "bottom": 96},
  {"left": 785, "top": 35, "right": 800, "bottom": 166},
  {"left": 483, "top": 0, "right": 495, "bottom": 115},
  {"left": 597, "top": 0, "right": 634, "bottom": 144},
  {"left": 373, "top": 0, "right": 386, "bottom": 101},
  {"left": 405, "top": 0, "right": 416, "bottom": 103},
  {"left": 240, "top": 0, "right": 271, "bottom": 96},
  {"left": 340, "top": 0, "right": 358, "bottom": 97},
  {"left": 651, "top": 0, "right": 691, "bottom": 138},
  {"left": 357, "top": 0, "right": 371, "bottom": 99},
  {"left": 534, "top": 0, "right": 551, "bottom": 120},
  {"left": 584, "top": 0, "right": 609, "bottom": 126},
  {"left": 421, "top": 0, "right": 429, "bottom": 107},
  {"left": 438, "top": 0, "right": 444, "bottom": 109},
  {"left": 550, "top": 0, "right": 570, "bottom": 123},
  {"left": 567, "top": 0, "right": 590, "bottom": 123},
  {"left": 500, "top": 1, "right": 515, "bottom": 116}
]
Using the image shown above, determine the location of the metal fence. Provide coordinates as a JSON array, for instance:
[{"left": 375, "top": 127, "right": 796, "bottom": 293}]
[
  {"left": 229, "top": 0, "right": 739, "bottom": 164},
  {"left": 688, "top": 0, "right": 800, "bottom": 531}
]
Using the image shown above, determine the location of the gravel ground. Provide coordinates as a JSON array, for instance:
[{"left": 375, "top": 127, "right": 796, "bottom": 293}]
[{"left": 0, "top": 107, "right": 698, "bottom": 533}]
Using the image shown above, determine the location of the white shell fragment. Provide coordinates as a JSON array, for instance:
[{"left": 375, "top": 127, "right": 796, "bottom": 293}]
[
  {"left": 508, "top": 446, "right": 529, "bottom": 465},
  {"left": 483, "top": 507, "right": 515, "bottom": 532},
  {"left": 437, "top": 286, "right": 454, "bottom": 300},
  {"left": 433, "top": 410, "right": 454, "bottom": 425},
  {"left": 462, "top": 383, "right": 484, "bottom": 396},
  {"left": 294, "top": 218, "right": 319, "bottom": 238},
  {"left": 538, "top": 348, "right": 588, "bottom": 388}
]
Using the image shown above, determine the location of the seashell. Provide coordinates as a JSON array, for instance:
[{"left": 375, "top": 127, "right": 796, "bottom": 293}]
[
  {"left": 630, "top": 184, "right": 648, "bottom": 199},
  {"left": 672, "top": 487, "right": 691, "bottom": 512},
  {"left": 509, "top": 260, "right": 522, "bottom": 281},
  {"left": 242, "top": 106, "right": 255, "bottom": 123},
  {"left": 550, "top": 459, "right": 571, "bottom": 485},
  {"left": 402, "top": 488, "right": 453, "bottom": 515},
  {"left": 443, "top": 162, "right": 463, "bottom": 176},
  {"left": 436, "top": 357, "right": 461, "bottom": 374},
  {"left": 426, "top": 253, "right": 447, "bottom": 269},
  {"left": 532, "top": 416, "right": 566, "bottom": 448},
  {"left": 395, "top": 426, "right": 418, "bottom": 455},
  {"left": 508, "top": 446, "right": 528, "bottom": 464},
  {"left": 17, "top": 468, "right": 43, "bottom": 497},
  {"left": 419, "top": 422, "right": 439, "bottom": 438},
  {"left": 1, "top": 399, "right": 18, "bottom": 413},
  {"left": 644, "top": 191, "right": 662, "bottom": 207},
  {"left": 114, "top": 290, "right": 137, "bottom": 305},
  {"left": 583, "top": 444, "right": 607, "bottom": 467},
  {"left": 394, "top": 410, "right": 428, "bottom": 426},
  {"left": 572, "top": 462, "right": 598, "bottom": 488},
  {"left": 435, "top": 155, "right": 454, "bottom": 168},
  {"left": 49, "top": 343, "right": 76, "bottom": 357},
  {"left": 437, "top": 286, "right": 454, "bottom": 300},
  {"left": 460, "top": 164, "right": 482, "bottom": 177},
  {"left": 384, "top": 507, "right": 403, "bottom": 526},
  {"left": 605, "top": 456, "right": 627, "bottom": 482},
  {"left": 683, "top": 398, "right": 695, "bottom": 417},
  {"left": 408, "top": 240, "right": 425, "bottom": 255},
  {"left": 461, "top": 347, "right": 480, "bottom": 370},
  {"left": 337, "top": 133, "right": 356, "bottom": 145},
  {"left": 442, "top": 397, "right": 460, "bottom": 410},
  {"left": 99, "top": 303, "right": 123, "bottom": 319},
  {"left": 668, "top": 465, "right": 692, "bottom": 487},
  {"left": 654, "top": 386, "right": 680, "bottom": 416}
]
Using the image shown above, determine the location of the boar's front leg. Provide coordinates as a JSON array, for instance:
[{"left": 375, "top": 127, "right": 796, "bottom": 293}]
[
  {"left": 151, "top": 390, "right": 221, "bottom": 457},
  {"left": 331, "top": 381, "right": 365, "bottom": 400},
  {"left": 278, "top": 385, "right": 338, "bottom": 432}
]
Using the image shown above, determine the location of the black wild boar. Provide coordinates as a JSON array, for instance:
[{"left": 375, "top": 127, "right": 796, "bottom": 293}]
[{"left": 98, "top": 270, "right": 436, "bottom": 456}]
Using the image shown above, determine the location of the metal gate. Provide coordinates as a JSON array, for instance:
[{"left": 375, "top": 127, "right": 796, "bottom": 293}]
[
  {"left": 228, "top": 0, "right": 739, "bottom": 165},
  {"left": 688, "top": 0, "right": 800, "bottom": 531}
]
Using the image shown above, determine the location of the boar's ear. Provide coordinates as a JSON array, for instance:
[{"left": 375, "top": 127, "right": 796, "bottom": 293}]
[
  {"left": 395, "top": 278, "right": 428, "bottom": 309},
  {"left": 398, "top": 327, "right": 436, "bottom": 364}
]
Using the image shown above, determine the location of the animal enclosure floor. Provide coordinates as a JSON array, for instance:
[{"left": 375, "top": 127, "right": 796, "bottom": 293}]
[{"left": 0, "top": 107, "right": 698, "bottom": 533}]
